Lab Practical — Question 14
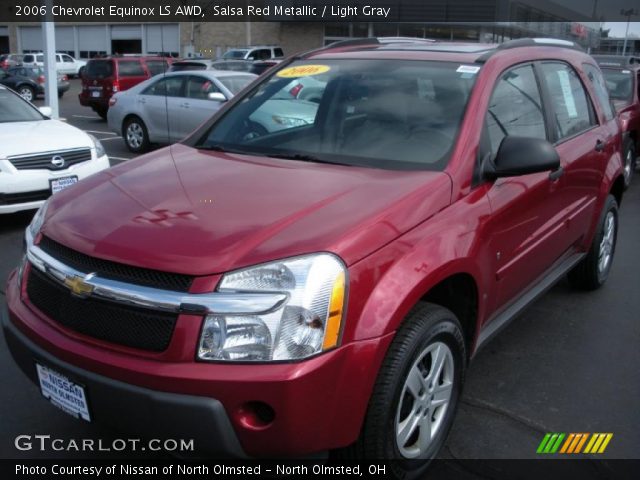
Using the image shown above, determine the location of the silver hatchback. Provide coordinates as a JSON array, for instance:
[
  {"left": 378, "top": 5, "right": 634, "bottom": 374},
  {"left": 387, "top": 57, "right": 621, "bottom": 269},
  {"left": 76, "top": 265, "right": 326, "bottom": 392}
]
[{"left": 107, "top": 70, "right": 257, "bottom": 153}]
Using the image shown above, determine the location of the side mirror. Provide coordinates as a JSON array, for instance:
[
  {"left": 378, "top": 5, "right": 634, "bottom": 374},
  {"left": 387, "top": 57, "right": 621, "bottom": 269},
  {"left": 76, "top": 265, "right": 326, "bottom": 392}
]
[
  {"left": 38, "top": 106, "right": 52, "bottom": 117},
  {"left": 484, "top": 136, "right": 560, "bottom": 180},
  {"left": 207, "top": 92, "right": 227, "bottom": 102},
  {"left": 247, "top": 56, "right": 255, "bottom": 61}
]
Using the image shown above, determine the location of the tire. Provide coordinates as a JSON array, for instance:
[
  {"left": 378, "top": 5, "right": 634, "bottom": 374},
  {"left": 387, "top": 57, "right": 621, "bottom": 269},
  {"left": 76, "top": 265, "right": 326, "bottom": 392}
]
[
  {"left": 17, "top": 85, "right": 35, "bottom": 102},
  {"left": 123, "top": 116, "right": 150, "bottom": 153},
  {"left": 57, "top": 91, "right": 64, "bottom": 99},
  {"left": 568, "top": 194, "right": 618, "bottom": 290},
  {"left": 95, "top": 107, "right": 108, "bottom": 120},
  {"left": 622, "top": 138, "right": 636, "bottom": 189},
  {"left": 344, "top": 303, "right": 466, "bottom": 479}
]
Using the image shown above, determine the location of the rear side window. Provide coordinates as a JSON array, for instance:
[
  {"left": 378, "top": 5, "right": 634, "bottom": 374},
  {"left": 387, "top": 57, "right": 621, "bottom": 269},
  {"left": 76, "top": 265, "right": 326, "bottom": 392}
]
[
  {"left": 583, "top": 64, "right": 614, "bottom": 122},
  {"left": 186, "top": 75, "right": 221, "bottom": 99},
  {"left": 146, "top": 60, "right": 169, "bottom": 76},
  {"left": 539, "top": 62, "right": 596, "bottom": 141},
  {"left": 486, "top": 64, "right": 547, "bottom": 155},
  {"left": 22, "top": 55, "right": 34, "bottom": 63},
  {"left": 118, "top": 61, "right": 145, "bottom": 77},
  {"left": 274, "top": 48, "right": 284, "bottom": 58},
  {"left": 86, "top": 60, "right": 114, "bottom": 79}
]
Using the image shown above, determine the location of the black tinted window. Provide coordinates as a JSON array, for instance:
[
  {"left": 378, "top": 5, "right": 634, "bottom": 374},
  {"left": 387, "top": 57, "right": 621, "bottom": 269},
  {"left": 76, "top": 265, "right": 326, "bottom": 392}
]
[
  {"left": 118, "top": 61, "right": 145, "bottom": 77},
  {"left": 86, "top": 60, "right": 114, "bottom": 79},
  {"left": 583, "top": 64, "right": 614, "bottom": 122},
  {"left": 274, "top": 48, "right": 284, "bottom": 58},
  {"left": 540, "top": 62, "right": 596, "bottom": 140},
  {"left": 486, "top": 64, "right": 546, "bottom": 154},
  {"left": 146, "top": 60, "right": 169, "bottom": 76}
]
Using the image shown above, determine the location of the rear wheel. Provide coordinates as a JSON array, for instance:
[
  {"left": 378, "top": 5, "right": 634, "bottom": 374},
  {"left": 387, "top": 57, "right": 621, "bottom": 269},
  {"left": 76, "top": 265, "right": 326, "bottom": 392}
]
[
  {"left": 95, "top": 107, "right": 108, "bottom": 120},
  {"left": 568, "top": 194, "right": 618, "bottom": 290},
  {"left": 57, "top": 91, "right": 64, "bottom": 99},
  {"left": 344, "top": 303, "right": 465, "bottom": 479},
  {"left": 124, "top": 116, "right": 150, "bottom": 153},
  {"left": 17, "top": 85, "right": 35, "bottom": 102},
  {"left": 622, "top": 138, "right": 636, "bottom": 189}
]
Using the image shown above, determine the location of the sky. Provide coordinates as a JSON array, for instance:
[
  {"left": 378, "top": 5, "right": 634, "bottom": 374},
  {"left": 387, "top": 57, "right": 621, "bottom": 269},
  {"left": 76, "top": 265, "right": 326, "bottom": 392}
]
[{"left": 604, "top": 22, "right": 640, "bottom": 38}]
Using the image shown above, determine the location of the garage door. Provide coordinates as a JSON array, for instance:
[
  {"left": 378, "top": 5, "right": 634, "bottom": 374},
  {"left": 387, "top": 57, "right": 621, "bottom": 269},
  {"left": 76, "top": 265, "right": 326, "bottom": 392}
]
[
  {"left": 146, "top": 24, "right": 179, "bottom": 55},
  {"left": 20, "top": 26, "right": 42, "bottom": 52},
  {"left": 78, "top": 25, "right": 107, "bottom": 51},
  {"left": 55, "top": 26, "right": 74, "bottom": 52},
  {"left": 0, "top": 26, "right": 8, "bottom": 36},
  {"left": 111, "top": 25, "right": 142, "bottom": 40}
]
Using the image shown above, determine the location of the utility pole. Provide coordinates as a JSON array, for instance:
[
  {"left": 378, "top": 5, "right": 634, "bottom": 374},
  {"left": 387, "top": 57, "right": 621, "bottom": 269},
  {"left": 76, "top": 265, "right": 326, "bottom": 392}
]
[
  {"left": 42, "top": 0, "right": 59, "bottom": 118},
  {"left": 621, "top": 8, "right": 638, "bottom": 55}
]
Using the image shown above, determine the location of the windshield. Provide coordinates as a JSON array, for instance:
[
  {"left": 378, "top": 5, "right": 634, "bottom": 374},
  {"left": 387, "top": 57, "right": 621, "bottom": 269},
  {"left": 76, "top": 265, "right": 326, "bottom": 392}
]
[
  {"left": 218, "top": 75, "right": 254, "bottom": 94},
  {"left": 194, "top": 59, "right": 477, "bottom": 171},
  {"left": 223, "top": 49, "right": 249, "bottom": 60},
  {"left": 0, "top": 89, "right": 44, "bottom": 123},
  {"left": 86, "top": 60, "right": 114, "bottom": 79},
  {"left": 601, "top": 68, "right": 633, "bottom": 101}
]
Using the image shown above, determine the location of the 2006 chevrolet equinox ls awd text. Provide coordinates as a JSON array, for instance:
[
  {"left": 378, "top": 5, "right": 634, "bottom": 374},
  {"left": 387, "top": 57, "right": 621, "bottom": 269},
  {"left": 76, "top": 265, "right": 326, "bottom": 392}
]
[{"left": 3, "top": 37, "right": 625, "bottom": 477}]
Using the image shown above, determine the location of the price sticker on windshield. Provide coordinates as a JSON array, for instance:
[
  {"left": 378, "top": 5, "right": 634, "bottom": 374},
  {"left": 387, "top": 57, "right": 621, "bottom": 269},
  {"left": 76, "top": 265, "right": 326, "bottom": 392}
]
[{"left": 277, "top": 65, "right": 331, "bottom": 78}]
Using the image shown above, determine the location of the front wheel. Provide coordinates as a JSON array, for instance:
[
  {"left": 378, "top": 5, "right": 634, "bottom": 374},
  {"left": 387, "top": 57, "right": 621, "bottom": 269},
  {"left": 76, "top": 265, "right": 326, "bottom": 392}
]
[
  {"left": 568, "top": 194, "right": 618, "bottom": 290},
  {"left": 344, "top": 303, "right": 466, "bottom": 478}
]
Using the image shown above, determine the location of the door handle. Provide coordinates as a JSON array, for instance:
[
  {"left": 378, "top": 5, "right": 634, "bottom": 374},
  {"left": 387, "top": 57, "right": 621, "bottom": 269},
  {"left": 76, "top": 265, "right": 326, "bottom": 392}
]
[{"left": 595, "top": 139, "right": 605, "bottom": 152}]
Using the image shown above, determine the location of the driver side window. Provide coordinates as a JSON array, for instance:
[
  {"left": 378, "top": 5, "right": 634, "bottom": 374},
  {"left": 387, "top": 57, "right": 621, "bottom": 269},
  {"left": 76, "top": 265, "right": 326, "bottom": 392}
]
[{"left": 486, "top": 64, "right": 547, "bottom": 156}]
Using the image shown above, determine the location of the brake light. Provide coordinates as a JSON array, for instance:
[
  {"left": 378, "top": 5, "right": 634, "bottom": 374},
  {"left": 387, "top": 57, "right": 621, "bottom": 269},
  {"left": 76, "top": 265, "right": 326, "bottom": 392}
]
[
  {"left": 61, "top": 75, "right": 68, "bottom": 81},
  {"left": 289, "top": 83, "right": 303, "bottom": 98},
  {"left": 37, "top": 75, "right": 45, "bottom": 84},
  {"left": 112, "top": 80, "right": 119, "bottom": 93},
  {"left": 109, "top": 97, "right": 117, "bottom": 107}
]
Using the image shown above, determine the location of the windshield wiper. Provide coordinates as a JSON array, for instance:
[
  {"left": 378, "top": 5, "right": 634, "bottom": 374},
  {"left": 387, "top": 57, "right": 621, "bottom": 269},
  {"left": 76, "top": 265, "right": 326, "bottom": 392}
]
[
  {"left": 198, "top": 144, "right": 253, "bottom": 155},
  {"left": 266, "top": 152, "right": 350, "bottom": 166}
]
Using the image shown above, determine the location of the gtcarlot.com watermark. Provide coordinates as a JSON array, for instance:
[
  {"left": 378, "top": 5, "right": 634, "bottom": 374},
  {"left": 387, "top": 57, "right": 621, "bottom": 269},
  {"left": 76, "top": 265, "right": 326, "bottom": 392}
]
[{"left": 15, "top": 435, "right": 194, "bottom": 452}]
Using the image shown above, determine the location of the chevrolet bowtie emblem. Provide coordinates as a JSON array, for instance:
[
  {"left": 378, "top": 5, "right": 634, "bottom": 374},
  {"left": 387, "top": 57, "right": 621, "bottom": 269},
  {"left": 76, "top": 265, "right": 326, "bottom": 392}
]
[{"left": 64, "top": 275, "right": 95, "bottom": 297}]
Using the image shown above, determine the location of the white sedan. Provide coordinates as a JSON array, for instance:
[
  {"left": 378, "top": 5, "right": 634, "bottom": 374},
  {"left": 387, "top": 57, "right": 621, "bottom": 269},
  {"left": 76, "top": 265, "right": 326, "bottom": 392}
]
[
  {"left": 107, "top": 70, "right": 257, "bottom": 153},
  {"left": 0, "top": 86, "right": 110, "bottom": 214}
]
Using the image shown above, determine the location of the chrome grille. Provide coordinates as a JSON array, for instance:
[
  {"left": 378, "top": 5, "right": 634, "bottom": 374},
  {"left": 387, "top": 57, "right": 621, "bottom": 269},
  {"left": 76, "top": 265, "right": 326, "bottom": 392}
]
[{"left": 8, "top": 148, "right": 92, "bottom": 171}]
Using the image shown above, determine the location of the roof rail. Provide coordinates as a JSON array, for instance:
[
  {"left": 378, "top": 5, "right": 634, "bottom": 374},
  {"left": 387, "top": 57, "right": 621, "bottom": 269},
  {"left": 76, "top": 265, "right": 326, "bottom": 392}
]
[
  {"left": 298, "top": 36, "right": 440, "bottom": 58},
  {"left": 377, "top": 37, "right": 437, "bottom": 44},
  {"left": 476, "top": 37, "right": 584, "bottom": 62}
]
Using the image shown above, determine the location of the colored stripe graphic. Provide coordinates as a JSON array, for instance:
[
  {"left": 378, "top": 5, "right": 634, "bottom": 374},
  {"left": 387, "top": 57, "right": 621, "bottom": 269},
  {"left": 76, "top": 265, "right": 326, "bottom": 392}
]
[{"left": 539, "top": 433, "right": 613, "bottom": 454}]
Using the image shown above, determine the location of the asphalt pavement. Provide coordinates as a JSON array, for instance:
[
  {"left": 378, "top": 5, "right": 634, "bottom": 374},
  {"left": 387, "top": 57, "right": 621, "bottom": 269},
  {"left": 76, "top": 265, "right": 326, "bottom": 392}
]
[{"left": 0, "top": 80, "right": 638, "bottom": 469}]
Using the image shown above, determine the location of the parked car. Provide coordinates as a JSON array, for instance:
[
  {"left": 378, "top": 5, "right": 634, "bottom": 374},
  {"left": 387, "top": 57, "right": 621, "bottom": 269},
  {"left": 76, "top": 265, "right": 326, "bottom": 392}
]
[
  {"left": 20, "top": 52, "right": 87, "bottom": 77},
  {"left": 79, "top": 56, "right": 173, "bottom": 119},
  {"left": 3, "top": 38, "right": 625, "bottom": 477},
  {"left": 3, "top": 66, "right": 70, "bottom": 100},
  {"left": 108, "top": 70, "right": 256, "bottom": 152},
  {"left": 168, "top": 58, "right": 217, "bottom": 71},
  {"left": 222, "top": 45, "right": 284, "bottom": 61},
  {"left": 593, "top": 55, "right": 640, "bottom": 188},
  {"left": 0, "top": 53, "right": 23, "bottom": 70},
  {"left": 0, "top": 85, "right": 109, "bottom": 214}
]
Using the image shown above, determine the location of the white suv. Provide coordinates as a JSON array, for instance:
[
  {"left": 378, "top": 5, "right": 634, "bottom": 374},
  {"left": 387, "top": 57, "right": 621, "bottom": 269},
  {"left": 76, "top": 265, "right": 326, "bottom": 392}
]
[
  {"left": 222, "top": 46, "right": 284, "bottom": 61},
  {"left": 21, "top": 53, "right": 87, "bottom": 77},
  {"left": 0, "top": 86, "right": 110, "bottom": 214}
]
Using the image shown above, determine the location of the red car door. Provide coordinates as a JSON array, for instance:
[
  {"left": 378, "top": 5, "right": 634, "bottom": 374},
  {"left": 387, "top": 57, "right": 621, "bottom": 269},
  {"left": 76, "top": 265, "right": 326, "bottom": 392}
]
[
  {"left": 481, "top": 63, "right": 570, "bottom": 311},
  {"left": 116, "top": 59, "right": 148, "bottom": 92}
]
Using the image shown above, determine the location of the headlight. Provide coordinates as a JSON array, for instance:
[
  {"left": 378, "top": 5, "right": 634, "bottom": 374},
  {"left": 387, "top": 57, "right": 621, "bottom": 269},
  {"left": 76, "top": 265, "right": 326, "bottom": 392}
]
[
  {"left": 198, "top": 254, "right": 346, "bottom": 362},
  {"left": 28, "top": 199, "right": 49, "bottom": 239},
  {"left": 88, "top": 134, "right": 106, "bottom": 158}
]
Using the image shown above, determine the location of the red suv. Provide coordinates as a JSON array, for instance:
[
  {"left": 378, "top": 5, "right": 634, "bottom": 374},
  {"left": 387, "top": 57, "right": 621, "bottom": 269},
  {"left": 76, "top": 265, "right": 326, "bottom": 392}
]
[
  {"left": 79, "top": 56, "right": 172, "bottom": 119},
  {"left": 593, "top": 55, "right": 640, "bottom": 188},
  {"left": 4, "top": 38, "right": 625, "bottom": 477}
]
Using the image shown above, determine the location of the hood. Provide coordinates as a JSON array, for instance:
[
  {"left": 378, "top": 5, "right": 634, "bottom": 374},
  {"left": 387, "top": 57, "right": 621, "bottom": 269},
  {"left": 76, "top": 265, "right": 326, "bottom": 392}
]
[
  {"left": 0, "top": 120, "right": 92, "bottom": 158},
  {"left": 43, "top": 144, "right": 452, "bottom": 276}
]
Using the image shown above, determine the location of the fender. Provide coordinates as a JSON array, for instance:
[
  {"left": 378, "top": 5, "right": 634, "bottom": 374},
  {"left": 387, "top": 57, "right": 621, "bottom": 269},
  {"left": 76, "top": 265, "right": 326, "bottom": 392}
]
[{"left": 346, "top": 186, "right": 493, "bottom": 346}]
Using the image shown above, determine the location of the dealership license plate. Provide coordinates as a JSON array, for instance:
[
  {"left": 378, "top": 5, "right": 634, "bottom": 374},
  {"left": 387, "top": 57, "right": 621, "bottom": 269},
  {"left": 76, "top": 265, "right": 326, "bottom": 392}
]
[
  {"left": 36, "top": 364, "right": 91, "bottom": 421},
  {"left": 91, "top": 91, "right": 101, "bottom": 98},
  {"left": 50, "top": 176, "right": 78, "bottom": 194}
]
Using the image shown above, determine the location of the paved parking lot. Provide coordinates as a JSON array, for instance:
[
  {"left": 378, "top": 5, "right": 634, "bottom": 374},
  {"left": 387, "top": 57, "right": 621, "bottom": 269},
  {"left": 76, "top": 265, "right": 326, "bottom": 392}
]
[{"left": 1, "top": 80, "right": 638, "bottom": 466}]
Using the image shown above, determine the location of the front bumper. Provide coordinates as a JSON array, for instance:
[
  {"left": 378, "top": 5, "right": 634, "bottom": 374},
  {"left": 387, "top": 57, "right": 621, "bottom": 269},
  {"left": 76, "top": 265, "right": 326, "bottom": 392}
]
[
  {"left": 4, "top": 268, "right": 393, "bottom": 456},
  {"left": 0, "top": 155, "right": 110, "bottom": 214},
  {"left": 2, "top": 302, "right": 246, "bottom": 457}
]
